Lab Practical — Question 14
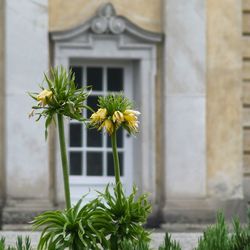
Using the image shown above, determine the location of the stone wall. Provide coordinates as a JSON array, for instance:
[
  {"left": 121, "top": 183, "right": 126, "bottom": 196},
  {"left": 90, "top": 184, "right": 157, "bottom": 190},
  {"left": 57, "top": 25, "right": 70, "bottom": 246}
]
[
  {"left": 207, "top": 0, "right": 243, "bottom": 199},
  {"left": 0, "top": 0, "right": 5, "bottom": 205},
  {"left": 5, "top": 0, "right": 49, "bottom": 200},
  {"left": 49, "top": 0, "right": 163, "bottom": 32},
  {"left": 48, "top": 0, "right": 246, "bottom": 223},
  {"left": 164, "top": 0, "right": 206, "bottom": 201},
  {"left": 242, "top": 0, "right": 250, "bottom": 199}
]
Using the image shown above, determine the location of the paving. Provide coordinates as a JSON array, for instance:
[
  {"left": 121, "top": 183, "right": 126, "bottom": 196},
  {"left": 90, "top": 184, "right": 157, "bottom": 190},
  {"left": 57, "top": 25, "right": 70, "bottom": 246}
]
[{"left": 0, "top": 231, "right": 202, "bottom": 250}]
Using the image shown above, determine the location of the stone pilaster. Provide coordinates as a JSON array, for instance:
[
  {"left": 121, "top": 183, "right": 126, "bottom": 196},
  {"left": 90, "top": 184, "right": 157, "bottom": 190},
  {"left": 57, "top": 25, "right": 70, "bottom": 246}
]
[
  {"left": 207, "top": 0, "right": 243, "bottom": 200},
  {"left": 164, "top": 0, "right": 206, "bottom": 199},
  {"left": 163, "top": 0, "right": 208, "bottom": 222},
  {"left": 0, "top": 0, "right": 5, "bottom": 207},
  {"left": 3, "top": 0, "right": 52, "bottom": 226}
]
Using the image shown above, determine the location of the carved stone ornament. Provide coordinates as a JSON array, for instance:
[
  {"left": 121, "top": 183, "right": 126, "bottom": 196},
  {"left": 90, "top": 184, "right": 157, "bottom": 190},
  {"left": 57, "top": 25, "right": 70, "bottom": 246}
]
[{"left": 91, "top": 3, "right": 126, "bottom": 34}]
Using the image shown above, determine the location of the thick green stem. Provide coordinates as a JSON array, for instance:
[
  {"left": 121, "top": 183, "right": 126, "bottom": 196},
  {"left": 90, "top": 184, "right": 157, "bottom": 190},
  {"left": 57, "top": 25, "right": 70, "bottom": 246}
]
[
  {"left": 57, "top": 114, "right": 71, "bottom": 209},
  {"left": 111, "top": 131, "right": 120, "bottom": 185},
  {"left": 111, "top": 131, "right": 122, "bottom": 199}
]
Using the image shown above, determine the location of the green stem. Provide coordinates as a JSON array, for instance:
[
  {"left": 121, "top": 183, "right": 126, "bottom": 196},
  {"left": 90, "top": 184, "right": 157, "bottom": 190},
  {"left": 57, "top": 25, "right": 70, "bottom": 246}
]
[
  {"left": 57, "top": 114, "right": 71, "bottom": 209},
  {"left": 111, "top": 131, "right": 122, "bottom": 199}
]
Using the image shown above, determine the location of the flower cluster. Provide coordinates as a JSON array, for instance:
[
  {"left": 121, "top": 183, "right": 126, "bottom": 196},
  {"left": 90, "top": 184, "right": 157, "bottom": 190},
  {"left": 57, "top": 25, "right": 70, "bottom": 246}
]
[
  {"left": 90, "top": 94, "right": 140, "bottom": 135},
  {"left": 29, "top": 67, "right": 90, "bottom": 138}
]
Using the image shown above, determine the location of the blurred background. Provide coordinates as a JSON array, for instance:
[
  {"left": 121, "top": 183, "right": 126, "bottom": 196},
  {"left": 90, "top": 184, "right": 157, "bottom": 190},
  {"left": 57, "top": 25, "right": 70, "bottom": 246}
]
[{"left": 0, "top": 0, "right": 248, "bottom": 230}]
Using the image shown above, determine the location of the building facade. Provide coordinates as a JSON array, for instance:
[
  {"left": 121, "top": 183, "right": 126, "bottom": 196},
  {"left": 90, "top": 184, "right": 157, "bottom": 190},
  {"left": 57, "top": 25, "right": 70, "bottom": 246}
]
[{"left": 0, "top": 0, "right": 248, "bottom": 227}]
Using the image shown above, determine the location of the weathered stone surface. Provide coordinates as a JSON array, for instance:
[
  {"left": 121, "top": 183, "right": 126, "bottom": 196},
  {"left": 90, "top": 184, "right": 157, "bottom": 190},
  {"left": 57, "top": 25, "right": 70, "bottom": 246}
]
[
  {"left": 165, "top": 0, "right": 206, "bottom": 95},
  {"left": 0, "top": 0, "right": 5, "bottom": 204},
  {"left": 2, "top": 199, "right": 54, "bottom": 226},
  {"left": 243, "top": 154, "right": 250, "bottom": 172},
  {"left": 5, "top": 0, "right": 49, "bottom": 199},
  {"left": 244, "top": 130, "right": 250, "bottom": 152},
  {"left": 49, "top": 0, "right": 162, "bottom": 33},
  {"left": 165, "top": 96, "right": 206, "bottom": 198},
  {"left": 207, "top": 0, "right": 243, "bottom": 199},
  {"left": 243, "top": 37, "right": 250, "bottom": 59},
  {"left": 243, "top": 0, "right": 250, "bottom": 11},
  {"left": 243, "top": 83, "right": 250, "bottom": 104},
  {"left": 243, "top": 108, "right": 250, "bottom": 127},
  {"left": 243, "top": 61, "right": 250, "bottom": 80},
  {"left": 243, "top": 12, "right": 250, "bottom": 34},
  {"left": 164, "top": 0, "right": 206, "bottom": 199}
]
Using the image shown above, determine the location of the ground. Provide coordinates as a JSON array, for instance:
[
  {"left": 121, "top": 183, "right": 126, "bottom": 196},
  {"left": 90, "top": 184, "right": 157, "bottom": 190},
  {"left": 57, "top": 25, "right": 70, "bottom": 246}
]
[{"left": 0, "top": 231, "right": 202, "bottom": 250}]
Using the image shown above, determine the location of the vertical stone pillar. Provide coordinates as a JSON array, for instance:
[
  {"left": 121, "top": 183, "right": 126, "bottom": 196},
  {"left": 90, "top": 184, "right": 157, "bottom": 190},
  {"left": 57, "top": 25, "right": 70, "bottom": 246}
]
[
  {"left": 164, "top": 0, "right": 206, "bottom": 200},
  {"left": 0, "top": 0, "right": 5, "bottom": 205},
  {"left": 3, "top": 0, "right": 51, "bottom": 226},
  {"left": 207, "top": 1, "right": 243, "bottom": 200}
]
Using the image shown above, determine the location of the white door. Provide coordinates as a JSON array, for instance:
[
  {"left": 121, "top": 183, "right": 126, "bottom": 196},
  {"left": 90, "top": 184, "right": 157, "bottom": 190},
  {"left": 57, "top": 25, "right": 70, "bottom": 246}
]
[{"left": 67, "top": 61, "right": 133, "bottom": 203}]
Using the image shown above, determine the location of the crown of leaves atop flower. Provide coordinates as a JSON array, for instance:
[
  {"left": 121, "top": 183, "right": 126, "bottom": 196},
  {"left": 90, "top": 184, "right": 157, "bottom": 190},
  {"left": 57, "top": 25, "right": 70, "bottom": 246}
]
[
  {"left": 29, "top": 66, "right": 90, "bottom": 138},
  {"left": 90, "top": 94, "right": 140, "bottom": 135}
]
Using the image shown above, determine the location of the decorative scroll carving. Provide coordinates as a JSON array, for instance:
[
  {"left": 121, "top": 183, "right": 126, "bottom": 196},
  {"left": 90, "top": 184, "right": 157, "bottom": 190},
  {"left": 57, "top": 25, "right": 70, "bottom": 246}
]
[{"left": 91, "top": 3, "right": 126, "bottom": 34}]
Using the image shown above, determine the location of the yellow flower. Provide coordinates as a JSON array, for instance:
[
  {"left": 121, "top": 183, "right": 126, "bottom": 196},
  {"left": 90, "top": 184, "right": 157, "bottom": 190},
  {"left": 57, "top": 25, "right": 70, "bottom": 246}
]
[
  {"left": 99, "top": 119, "right": 114, "bottom": 135},
  {"left": 123, "top": 109, "right": 140, "bottom": 132},
  {"left": 37, "top": 89, "right": 53, "bottom": 106},
  {"left": 112, "top": 111, "right": 124, "bottom": 124},
  {"left": 124, "top": 109, "right": 140, "bottom": 116},
  {"left": 90, "top": 108, "right": 107, "bottom": 123}
]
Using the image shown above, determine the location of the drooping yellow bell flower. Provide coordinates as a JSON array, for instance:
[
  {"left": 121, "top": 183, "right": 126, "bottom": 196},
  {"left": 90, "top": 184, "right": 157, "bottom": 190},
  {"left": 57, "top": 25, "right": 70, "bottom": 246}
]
[
  {"left": 37, "top": 89, "right": 53, "bottom": 106},
  {"left": 112, "top": 111, "right": 124, "bottom": 124},
  {"left": 123, "top": 109, "right": 140, "bottom": 133},
  {"left": 90, "top": 108, "right": 107, "bottom": 123},
  {"left": 125, "top": 109, "right": 140, "bottom": 117},
  {"left": 99, "top": 119, "right": 114, "bottom": 135}
]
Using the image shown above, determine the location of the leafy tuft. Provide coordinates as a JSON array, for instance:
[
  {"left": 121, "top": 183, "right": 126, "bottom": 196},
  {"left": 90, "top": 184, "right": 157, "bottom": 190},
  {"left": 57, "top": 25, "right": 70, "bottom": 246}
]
[
  {"left": 29, "top": 66, "right": 91, "bottom": 139},
  {"left": 0, "top": 236, "right": 32, "bottom": 250},
  {"left": 195, "top": 212, "right": 229, "bottom": 250},
  {"left": 158, "top": 233, "right": 182, "bottom": 250},
  {"left": 32, "top": 197, "right": 115, "bottom": 250},
  {"left": 98, "top": 93, "right": 134, "bottom": 116},
  {"left": 98, "top": 183, "right": 152, "bottom": 250},
  {"left": 120, "top": 238, "right": 151, "bottom": 250}
]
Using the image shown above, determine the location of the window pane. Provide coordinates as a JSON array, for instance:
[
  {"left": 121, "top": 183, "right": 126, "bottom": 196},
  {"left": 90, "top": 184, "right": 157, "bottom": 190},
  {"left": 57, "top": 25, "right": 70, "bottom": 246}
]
[
  {"left": 107, "top": 152, "right": 123, "bottom": 176},
  {"left": 87, "top": 129, "right": 102, "bottom": 147},
  {"left": 87, "top": 95, "right": 99, "bottom": 117},
  {"left": 69, "top": 123, "right": 82, "bottom": 147},
  {"left": 107, "top": 128, "right": 123, "bottom": 148},
  {"left": 71, "top": 66, "right": 82, "bottom": 89},
  {"left": 70, "top": 152, "right": 82, "bottom": 175},
  {"left": 87, "top": 67, "right": 103, "bottom": 91},
  {"left": 87, "top": 152, "right": 103, "bottom": 176},
  {"left": 107, "top": 68, "right": 123, "bottom": 91}
]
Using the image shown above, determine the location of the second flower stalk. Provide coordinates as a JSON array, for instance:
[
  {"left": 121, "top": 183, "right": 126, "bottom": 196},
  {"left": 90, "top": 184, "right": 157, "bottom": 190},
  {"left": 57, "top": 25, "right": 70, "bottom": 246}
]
[{"left": 90, "top": 95, "right": 140, "bottom": 196}]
